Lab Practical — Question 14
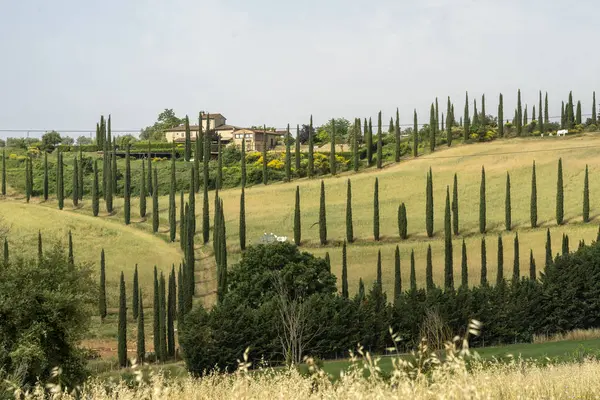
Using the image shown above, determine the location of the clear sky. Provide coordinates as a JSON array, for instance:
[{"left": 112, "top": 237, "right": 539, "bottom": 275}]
[{"left": 0, "top": 0, "right": 598, "bottom": 138}]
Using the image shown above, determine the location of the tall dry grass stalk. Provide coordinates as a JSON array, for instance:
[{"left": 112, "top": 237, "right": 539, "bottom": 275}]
[{"left": 533, "top": 328, "right": 600, "bottom": 344}]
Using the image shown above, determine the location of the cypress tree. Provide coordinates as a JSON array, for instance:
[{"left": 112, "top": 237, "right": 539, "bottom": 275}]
[
  {"left": 194, "top": 117, "right": 202, "bottom": 192},
  {"left": 395, "top": 108, "right": 401, "bottom": 162},
  {"left": 373, "top": 178, "right": 380, "bottom": 241},
  {"left": 583, "top": 164, "right": 590, "bottom": 223},
  {"left": 556, "top": 158, "right": 564, "bottom": 225},
  {"left": 140, "top": 161, "right": 147, "bottom": 218},
  {"left": 285, "top": 124, "right": 292, "bottom": 181},
  {"left": 308, "top": 115, "right": 314, "bottom": 178},
  {"left": 124, "top": 145, "right": 131, "bottom": 224},
  {"left": 153, "top": 267, "right": 160, "bottom": 362},
  {"left": 167, "top": 269, "right": 176, "bottom": 358},
  {"left": 99, "top": 249, "right": 107, "bottom": 321},
  {"left": 447, "top": 97, "right": 453, "bottom": 147},
  {"left": 184, "top": 115, "right": 191, "bottom": 162},
  {"left": 42, "top": 152, "right": 48, "bottom": 200},
  {"left": 240, "top": 133, "right": 247, "bottom": 188},
  {"left": 441, "top": 113, "right": 444, "bottom": 132},
  {"left": 452, "top": 173, "right": 459, "bottom": 235},
  {"left": 505, "top": 172, "right": 512, "bottom": 231},
  {"left": 357, "top": 278, "right": 365, "bottom": 302},
  {"left": 37, "top": 231, "right": 43, "bottom": 263},
  {"left": 107, "top": 115, "right": 112, "bottom": 149},
  {"left": 436, "top": 97, "right": 440, "bottom": 132},
  {"left": 342, "top": 240, "right": 348, "bottom": 299},
  {"left": 473, "top": 98, "right": 479, "bottom": 126},
  {"left": 217, "top": 136, "right": 223, "bottom": 189},
  {"left": 168, "top": 152, "right": 176, "bottom": 241},
  {"left": 410, "top": 249, "right": 417, "bottom": 292},
  {"left": 464, "top": 91, "right": 470, "bottom": 140},
  {"left": 294, "top": 185, "right": 301, "bottom": 246},
  {"left": 530, "top": 161, "right": 538, "bottom": 228},
  {"left": 346, "top": 179, "right": 353, "bottom": 243},
  {"left": 261, "top": 128, "right": 268, "bottom": 185},
  {"left": 295, "top": 125, "right": 301, "bottom": 175},
  {"left": 413, "top": 110, "right": 418, "bottom": 157},
  {"left": 480, "top": 94, "right": 486, "bottom": 123},
  {"left": 429, "top": 103, "right": 436, "bottom": 152},
  {"left": 461, "top": 239, "right": 468, "bottom": 287},
  {"left": 398, "top": 203, "right": 408, "bottom": 240},
  {"left": 376, "top": 112, "right": 383, "bottom": 168},
  {"left": 331, "top": 119, "right": 337, "bottom": 174},
  {"left": 567, "top": 91, "right": 575, "bottom": 128},
  {"left": 498, "top": 93, "right": 504, "bottom": 137},
  {"left": 593, "top": 92, "right": 597, "bottom": 125},
  {"left": 133, "top": 264, "right": 139, "bottom": 320},
  {"left": 497, "top": 235, "right": 504, "bottom": 284},
  {"left": 324, "top": 252, "right": 331, "bottom": 273},
  {"left": 70, "top": 156, "right": 79, "bottom": 206},
  {"left": 118, "top": 272, "right": 127, "bottom": 368},
  {"left": 376, "top": 250, "right": 382, "bottom": 290},
  {"left": 513, "top": 233, "right": 520, "bottom": 281},
  {"left": 517, "top": 89, "right": 522, "bottom": 136},
  {"left": 57, "top": 151, "right": 64, "bottom": 210},
  {"left": 137, "top": 290, "right": 145, "bottom": 363},
  {"left": 25, "top": 157, "right": 31, "bottom": 203},
  {"left": 545, "top": 92, "right": 549, "bottom": 124},
  {"left": 560, "top": 101, "right": 565, "bottom": 129},
  {"left": 177, "top": 265, "right": 184, "bottom": 321},
  {"left": 1, "top": 148, "right": 6, "bottom": 196},
  {"left": 426, "top": 168, "right": 434, "bottom": 237},
  {"left": 524, "top": 105, "right": 528, "bottom": 126},
  {"left": 394, "top": 245, "right": 401, "bottom": 305},
  {"left": 426, "top": 244, "right": 434, "bottom": 291},
  {"left": 159, "top": 273, "right": 167, "bottom": 362},
  {"left": 111, "top": 140, "right": 117, "bottom": 199},
  {"left": 92, "top": 160, "right": 99, "bottom": 216},
  {"left": 562, "top": 233, "right": 569, "bottom": 255},
  {"left": 576, "top": 100, "right": 582, "bottom": 125},
  {"left": 532, "top": 105, "right": 536, "bottom": 122},
  {"left": 240, "top": 187, "right": 246, "bottom": 251},
  {"left": 444, "top": 185, "right": 453, "bottom": 289},
  {"left": 367, "top": 117, "right": 373, "bottom": 166},
  {"left": 319, "top": 180, "right": 327, "bottom": 245},
  {"left": 152, "top": 168, "right": 159, "bottom": 233},
  {"left": 480, "top": 237, "right": 487, "bottom": 286},
  {"left": 479, "top": 166, "right": 486, "bottom": 233},
  {"left": 202, "top": 177, "right": 210, "bottom": 244},
  {"left": 68, "top": 230, "right": 74, "bottom": 267},
  {"left": 147, "top": 141, "right": 153, "bottom": 196},
  {"left": 539, "top": 91, "right": 544, "bottom": 134},
  {"left": 189, "top": 167, "right": 197, "bottom": 234},
  {"left": 179, "top": 191, "right": 185, "bottom": 251},
  {"left": 529, "top": 250, "right": 536, "bottom": 280},
  {"left": 352, "top": 119, "right": 360, "bottom": 172},
  {"left": 3, "top": 238, "right": 7, "bottom": 267},
  {"left": 545, "top": 229, "right": 552, "bottom": 269},
  {"left": 105, "top": 150, "right": 112, "bottom": 214}
]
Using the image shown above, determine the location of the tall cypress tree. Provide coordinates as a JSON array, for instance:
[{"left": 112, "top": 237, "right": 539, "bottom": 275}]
[
  {"left": 295, "top": 125, "right": 301, "bottom": 175},
  {"left": 395, "top": 108, "right": 401, "bottom": 162},
  {"left": 545, "top": 92, "right": 549, "bottom": 125},
  {"left": 496, "top": 235, "right": 504, "bottom": 285},
  {"left": 529, "top": 250, "right": 536, "bottom": 280},
  {"left": 57, "top": 151, "right": 64, "bottom": 210},
  {"left": 394, "top": 245, "right": 401, "bottom": 305},
  {"left": 308, "top": 115, "right": 314, "bottom": 178},
  {"left": 67, "top": 230, "right": 74, "bottom": 267},
  {"left": 346, "top": 179, "right": 353, "bottom": 243},
  {"left": 179, "top": 191, "right": 185, "bottom": 251},
  {"left": 239, "top": 187, "right": 246, "bottom": 251},
  {"left": 479, "top": 166, "right": 486, "bottom": 233},
  {"left": 241, "top": 133, "right": 247, "bottom": 188},
  {"left": 342, "top": 240, "right": 348, "bottom": 299},
  {"left": 202, "top": 176, "right": 210, "bottom": 244},
  {"left": 99, "top": 249, "right": 107, "bottom": 321},
  {"left": 426, "top": 244, "right": 434, "bottom": 291},
  {"left": 560, "top": 101, "right": 565, "bottom": 129},
  {"left": 152, "top": 168, "right": 159, "bottom": 233},
  {"left": 71, "top": 156, "right": 78, "bottom": 207},
  {"left": 556, "top": 158, "right": 564, "bottom": 225},
  {"left": 285, "top": 124, "right": 292, "bottom": 181},
  {"left": 294, "top": 185, "right": 301, "bottom": 246},
  {"left": 447, "top": 97, "right": 453, "bottom": 146},
  {"left": 331, "top": 119, "right": 337, "bottom": 175},
  {"left": 583, "top": 164, "right": 590, "bottom": 223},
  {"left": 516, "top": 89, "right": 523, "bottom": 136},
  {"left": 452, "top": 173, "right": 459, "bottom": 235},
  {"left": 373, "top": 178, "right": 380, "bottom": 241},
  {"left": 513, "top": 233, "right": 520, "bottom": 281},
  {"left": 523, "top": 105, "right": 528, "bottom": 126},
  {"left": 92, "top": 160, "right": 99, "bottom": 216},
  {"left": 463, "top": 91, "right": 470, "bottom": 140},
  {"left": 567, "top": 91, "right": 575, "bottom": 128},
  {"left": 194, "top": 116, "right": 202, "bottom": 192},
  {"left": 111, "top": 140, "right": 117, "bottom": 200},
  {"left": 376, "top": 112, "right": 383, "bottom": 168},
  {"left": 498, "top": 93, "right": 504, "bottom": 137},
  {"left": 177, "top": 265, "right": 185, "bottom": 321},
  {"left": 168, "top": 151, "right": 176, "bottom": 241},
  {"left": 118, "top": 272, "right": 127, "bottom": 368},
  {"left": 132, "top": 264, "right": 139, "bottom": 320},
  {"left": 576, "top": 100, "right": 582, "bottom": 125},
  {"left": 147, "top": 141, "right": 153, "bottom": 196},
  {"left": 105, "top": 150, "right": 112, "bottom": 214},
  {"left": 167, "top": 269, "right": 176, "bottom": 358},
  {"left": 319, "top": 180, "right": 327, "bottom": 245},
  {"left": 426, "top": 168, "right": 434, "bottom": 238},
  {"left": 184, "top": 115, "right": 191, "bottom": 162},
  {"left": 217, "top": 136, "right": 224, "bottom": 189},
  {"left": 413, "top": 110, "right": 419, "bottom": 157},
  {"left": 532, "top": 105, "right": 536, "bottom": 123},
  {"left": 530, "top": 161, "right": 538, "bottom": 228},
  {"left": 473, "top": 98, "right": 479, "bottom": 126},
  {"left": 398, "top": 203, "right": 408, "bottom": 240},
  {"left": 153, "top": 267, "right": 160, "bottom": 362},
  {"left": 158, "top": 273, "right": 167, "bottom": 362},
  {"left": 480, "top": 237, "right": 487, "bottom": 286},
  {"left": 429, "top": 103, "right": 436, "bottom": 152},
  {"left": 137, "top": 290, "right": 145, "bottom": 363},
  {"left": 545, "top": 229, "right": 552, "bottom": 269},
  {"left": 1, "top": 148, "right": 6, "bottom": 196},
  {"left": 124, "top": 145, "right": 131, "bottom": 224},
  {"left": 25, "top": 157, "right": 31, "bottom": 203},
  {"left": 539, "top": 91, "right": 544, "bottom": 134},
  {"left": 461, "top": 239, "right": 468, "bottom": 287},
  {"left": 444, "top": 185, "right": 453, "bottom": 289},
  {"left": 593, "top": 92, "right": 597, "bottom": 126},
  {"left": 140, "top": 161, "right": 147, "bottom": 218},
  {"left": 562, "top": 233, "right": 569, "bottom": 255},
  {"left": 188, "top": 168, "right": 196, "bottom": 235},
  {"left": 367, "top": 117, "right": 373, "bottom": 166},
  {"left": 376, "top": 250, "right": 382, "bottom": 290},
  {"left": 505, "top": 172, "right": 512, "bottom": 231},
  {"left": 410, "top": 249, "right": 417, "bottom": 292},
  {"left": 42, "top": 152, "right": 48, "bottom": 200}
]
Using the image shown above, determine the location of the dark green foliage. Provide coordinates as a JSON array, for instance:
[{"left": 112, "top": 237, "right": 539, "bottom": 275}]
[
  {"left": 3, "top": 238, "right": 8, "bottom": 267},
  {"left": 240, "top": 187, "right": 246, "bottom": 251},
  {"left": 2, "top": 148, "right": 6, "bottom": 196},
  {"left": 331, "top": 119, "right": 337, "bottom": 174},
  {"left": 319, "top": 180, "right": 327, "bottom": 245},
  {"left": 68, "top": 230, "right": 74, "bottom": 267},
  {"left": 346, "top": 179, "right": 353, "bottom": 243},
  {"left": 539, "top": 91, "right": 544, "bottom": 134},
  {"left": 523, "top": 105, "right": 528, "bottom": 125},
  {"left": 72, "top": 156, "right": 78, "bottom": 206},
  {"left": 194, "top": 117, "right": 202, "bottom": 192},
  {"left": 376, "top": 250, "right": 382, "bottom": 290},
  {"left": 505, "top": 172, "right": 511, "bottom": 231},
  {"left": 426, "top": 168, "right": 434, "bottom": 237},
  {"left": 545, "top": 229, "right": 552, "bottom": 269},
  {"left": 447, "top": 97, "right": 453, "bottom": 146},
  {"left": 188, "top": 167, "right": 196, "bottom": 235},
  {"left": 393, "top": 246, "right": 402, "bottom": 305},
  {"left": 395, "top": 108, "right": 401, "bottom": 162},
  {"left": 295, "top": 125, "right": 301, "bottom": 175},
  {"left": 429, "top": 103, "right": 436, "bottom": 152},
  {"left": 576, "top": 100, "right": 582, "bottom": 125},
  {"left": 139, "top": 161, "right": 147, "bottom": 218},
  {"left": 426, "top": 244, "right": 434, "bottom": 290},
  {"left": 177, "top": 265, "right": 185, "bottom": 322},
  {"left": 217, "top": 136, "right": 224, "bottom": 189},
  {"left": 285, "top": 124, "right": 292, "bottom": 181},
  {"left": 294, "top": 185, "right": 301, "bottom": 246},
  {"left": 516, "top": 89, "right": 522, "bottom": 136},
  {"left": 179, "top": 191, "right": 185, "bottom": 251},
  {"left": 498, "top": 93, "right": 504, "bottom": 137},
  {"left": 562, "top": 233, "right": 569, "bottom": 255},
  {"left": 497, "top": 235, "right": 504, "bottom": 285},
  {"left": 531, "top": 161, "right": 537, "bottom": 228},
  {"left": 464, "top": 92, "right": 470, "bottom": 140},
  {"left": 556, "top": 158, "right": 564, "bottom": 225},
  {"left": 184, "top": 115, "right": 191, "bottom": 162},
  {"left": 513, "top": 233, "right": 520, "bottom": 281},
  {"left": 561, "top": 101, "right": 565, "bottom": 129},
  {"left": 147, "top": 141, "right": 153, "bottom": 196},
  {"left": 240, "top": 132, "right": 247, "bottom": 188},
  {"left": 124, "top": 146, "right": 131, "bottom": 224},
  {"left": 413, "top": 110, "right": 418, "bottom": 157},
  {"left": 398, "top": 203, "right": 408, "bottom": 239},
  {"left": 376, "top": 111, "right": 383, "bottom": 168},
  {"left": 42, "top": 152, "right": 48, "bottom": 200},
  {"left": 37, "top": 231, "right": 43, "bottom": 263},
  {"left": 444, "top": 185, "right": 453, "bottom": 289},
  {"left": 111, "top": 141, "right": 117, "bottom": 205},
  {"left": 57, "top": 151, "right": 64, "bottom": 210},
  {"left": 593, "top": 92, "right": 597, "bottom": 125},
  {"left": 479, "top": 166, "right": 486, "bottom": 233},
  {"left": 583, "top": 164, "right": 590, "bottom": 223},
  {"left": 153, "top": 267, "right": 160, "bottom": 361},
  {"left": 545, "top": 92, "right": 549, "bottom": 124},
  {"left": 410, "top": 249, "right": 417, "bottom": 291},
  {"left": 452, "top": 173, "right": 459, "bottom": 235},
  {"left": 262, "top": 130, "right": 268, "bottom": 185},
  {"left": 169, "top": 153, "right": 176, "bottom": 241},
  {"left": 118, "top": 272, "right": 127, "bottom": 367},
  {"left": 308, "top": 115, "right": 314, "bottom": 178},
  {"left": 99, "top": 249, "right": 106, "bottom": 320},
  {"left": 167, "top": 268, "right": 176, "bottom": 358},
  {"left": 137, "top": 290, "right": 145, "bottom": 363},
  {"left": 480, "top": 237, "right": 487, "bottom": 286},
  {"left": 342, "top": 240, "right": 348, "bottom": 299},
  {"left": 567, "top": 91, "right": 575, "bottom": 128},
  {"left": 152, "top": 168, "right": 159, "bottom": 233},
  {"left": 373, "top": 178, "right": 379, "bottom": 241},
  {"left": 92, "top": 160, "right": 99, "bottom": 216},
  {"left": 325, "top": 253, "right": 332, "bottom": 272},
  {"left": 105, "top": 151, "right": 112, "bottom": 213},
  {"left": 202, "top": 179, "right": 210, "bottom": 244},
  {"left": 25, "top": 157, "right": 31, "bottom": 202},
  {"left": 159, "top": 273, "right": 167, "bottom": 362},
  {"left": 367, "top": 117, "right": 373, "bottom": 166},
  {"left": 529, "top": 250, "right": 536, "bottom": 280},
  {"left": 132, "top": 265, "right": 139, "bottom": 320},
  {"left": 460, "top": 239, "right": 467, "bottom": 287}
]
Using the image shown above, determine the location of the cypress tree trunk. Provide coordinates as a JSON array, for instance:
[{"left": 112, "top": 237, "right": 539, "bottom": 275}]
[
  {"left": 395, "top": 108, "right": 401, "bottom": 162},
  {"left": 583, "top": 164, "right": 590, "bottom": 223},
  {"left": 167, "top": 269, "right": 176, "bottom": 358},
  {"left": 153, "top": 267, "right": 160, "bottom": 362},
  {"left": 444, "top": 185, "right": 453, "bottom": 290},
  {"left": 152, "top": 168, "right": 159, "bottom": 233},
  {"left": 426, "top": 168, "right": 434, "bottom": 237},
  {"left": 513, "top": 233, "right": 520, "bottom": 281},
  {"left": 217, "top": 200, "right": 228, "bottom": 303},
  {"left": 99, "top": 249, "right": 107, "bottom": 320},
  {"left": 336, "top": 241, "right": 346, "bottom": 299},
  {"left": 43, "top": 152, "right": 48, "bottom": 200},
  {"left": 239, "top": 187, "right": 246, "bottom": 251},
  {"left": 410, "top": 249, "right": 417, "bottom": 292},
  {"left": 331, "top": 119, "right": 337, "bottom": 175},
  {"left": 124, "top": 146, "right": 131, "bottom": 224},
  {"left": 480, "top": 237, "right": 487, "bottom": 286},
  {"left": 147, "top": 141, "right": 153, "bottom": 196},
  {"left": 429, "top": 103, "right": 436, "bottom": 152},
  {"left": 545, "top": 229, "right": 552, "bottom": 269},
  {"left": 295, "top": 125, "right": 301, "bottom": 175},
  {"left": 140, "top": 161, "right": 147, "bottom": 218},
  {"left": 262, "top": 129, "right": 268, "bottom": 185},
  {"left": 464, "top": 91, "right": 470, "bottom": 140},
  {"left": 452, "top": 173, "right": 459, "bottom": 235},
  {"left": 393, "top": 245, "right": 401, "bottom": 305},
  {"left": 367, "top": 117, "right": 373, "bottom": 166},
  {"left": 505, "top": 172, "right": 511, "bottom": 231},
  {"left": 294, "top": 185, "right": 301, "bottom": 246},
  {"left": 118, "top": 272, "right": 127, "bottom": 368},
  {"left": 57, "top": 152, "right": 64, "bottom": 210},
  {"left": 426, "top": 244, "right": 434, "bottom": 291},
  {"left": 413, "top": 110, "right": 418, "bottom": 157},
  {"left": 202, "top": 180, "right": 210, "bottom": 244},
  {"left": 498, "top": 93, "right": 504, "bottom": 137},
  {"left": 308, "top": 115, "right": 314, "bottom": 178},
  {"left": 373, "top": 178, "right": 379, "bottom": 241},
  {"left": 1, "top": 149, "right": 6, "bottom": 196},
  {"left": 376, "top": 112, "right": 383, "bottom": 168},
  {"left": 319, "top": 180, "right": 327, "bottom": 245},
  {"left": 531, "top": 161, "right": 537, "bottom": 228},
  {"left": 137, "top": 290, "right": 145, "bottom": 363},
  {"left": 184, "top": 115, "right": 191, "bottom": 162},
  {"left": 159, "top": 273, "right": 167, "bottom": 362},
  {"left": 241, "top": 133, "right": 247, "bottom": 187},
  {"left": 346, "top": 179, "right": 353, "bottom": 243},
  {"left": 496, "top": 235, "right": 504, "bottom": 285},
  {"left": 479, "top": 166, "right": 486, "bottom": 233},
  {"left": 194, "top": 119, "right": 202, "bottom": 192},
  {"left": 285, "top": 124, "right": 291, "bottom": 181},
  {"left": 68, "top": 230, "right": 74, "bottom": 267},
  {"left": 132, "top": 264, "right": 139, "bottom": 320},
  {"left": 529, "top": 250, "right": 536, "bottom": 280},
  {"left": 556, "top": 158, "right": 564, "bottom": 225},
  {"left": 92, "top": 160, "right": 99, "bottom": 216}
]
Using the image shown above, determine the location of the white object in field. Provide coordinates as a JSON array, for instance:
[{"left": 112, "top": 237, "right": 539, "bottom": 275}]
[{"left": 557, "top": 129, "right": 568, "bottom": 136}]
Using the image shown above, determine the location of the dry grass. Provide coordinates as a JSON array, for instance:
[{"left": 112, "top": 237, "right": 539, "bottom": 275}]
[{"left": 533, "top": 328, "right": 600, "bottom": 344}]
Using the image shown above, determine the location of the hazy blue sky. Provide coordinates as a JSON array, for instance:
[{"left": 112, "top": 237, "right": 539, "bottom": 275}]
[{"left": 0, "top": 0, "right": 598, "bottom": 137}]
